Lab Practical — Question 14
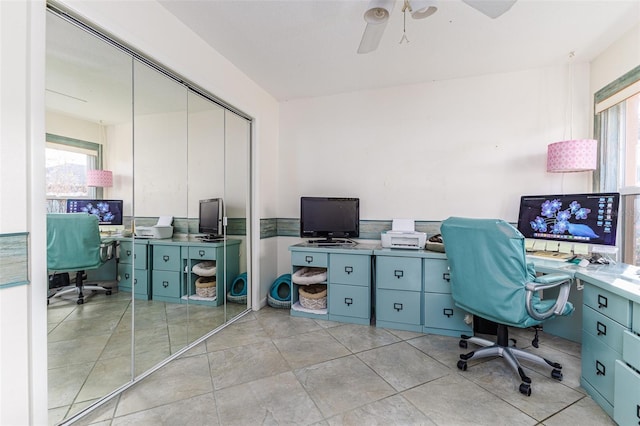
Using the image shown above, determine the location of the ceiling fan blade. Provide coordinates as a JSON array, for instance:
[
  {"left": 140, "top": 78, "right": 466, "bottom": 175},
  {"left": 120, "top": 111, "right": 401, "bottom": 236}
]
[
  {"left": 462, "top": 0, "right": 517, "bottom": 19},
  {"left": 358, "top": 21, "right": 389, "bottom": 54}
]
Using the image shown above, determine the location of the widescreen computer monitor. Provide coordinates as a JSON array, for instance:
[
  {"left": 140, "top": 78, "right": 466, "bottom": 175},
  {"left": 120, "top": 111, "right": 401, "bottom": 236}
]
[
  {"left": 66, "top": 199, "right": 124, "bottom": 226},
  {"left": 516, "top": 192, "right": 620, "bottom": 247},
  {"left": 199, "top": 198, "right": 223, "bottom": 237},
  {"left": 300, "top": 197, "right": 360, "bottom": 242}
]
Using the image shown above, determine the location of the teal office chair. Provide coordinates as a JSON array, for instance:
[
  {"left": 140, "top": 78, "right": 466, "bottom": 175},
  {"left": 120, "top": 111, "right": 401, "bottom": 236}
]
[
  {"left": 440, "top": 217, "right": 574, "bottom": 396},
  {"left": 47, "top": 213, "right": 112, "bottom": 305}
]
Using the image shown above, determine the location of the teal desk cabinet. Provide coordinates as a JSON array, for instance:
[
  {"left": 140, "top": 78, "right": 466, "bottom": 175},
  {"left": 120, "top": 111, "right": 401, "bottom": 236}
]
[
  {"left": 116, "top": 239, "right": 151, "bottom": 300},
  {"left": 289, "top": 243, "right": 375, "bottom": 325},
  {"left": 571, "top": 265, "right": 640, "bottom": 420},
  {"left": 149, "top": 237, "right": 240, "bottom": 306},
  {"left": 374, "top": 248, "right": 472, "bottom": 337}
]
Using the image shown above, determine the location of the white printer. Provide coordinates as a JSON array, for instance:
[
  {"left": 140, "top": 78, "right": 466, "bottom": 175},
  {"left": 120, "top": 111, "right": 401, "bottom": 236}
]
[
  {"left": 135, "top": 215, "right": 174, "bottom": 239},
  {"left": 381, "top": 219, "right": 427, "bottom": 250}
]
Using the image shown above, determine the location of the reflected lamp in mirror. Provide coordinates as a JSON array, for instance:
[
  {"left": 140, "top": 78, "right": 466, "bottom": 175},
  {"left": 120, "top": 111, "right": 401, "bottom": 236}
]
[
  {"left": 546, "top": 139, "right": 597, "bottom": 173},
  {"left": 87, "top": 169, "right": 113, "bottom": 187}
]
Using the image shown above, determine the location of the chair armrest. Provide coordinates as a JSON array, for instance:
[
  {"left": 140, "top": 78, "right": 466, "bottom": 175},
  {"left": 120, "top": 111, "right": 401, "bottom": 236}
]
[
  {"left": 99, "top": 242, "right": 114, "bottom": 262},
  {"left": 525, "top": 274, "right": 573, "bottom": 321}
]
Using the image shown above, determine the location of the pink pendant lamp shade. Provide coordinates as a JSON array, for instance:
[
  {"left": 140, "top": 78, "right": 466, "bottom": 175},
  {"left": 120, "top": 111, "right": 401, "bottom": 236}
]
[
  {"left": 86, "top": 169, "right": 113, "bottom": 187},
  {"left": 547, "top": 139, "right": 598, "bottom": 172}
]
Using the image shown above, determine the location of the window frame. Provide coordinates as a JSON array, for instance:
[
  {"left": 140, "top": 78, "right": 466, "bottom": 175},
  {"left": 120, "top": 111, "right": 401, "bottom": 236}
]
[{"left": 45, "top": 133, "right": 104, "bottom": 199}]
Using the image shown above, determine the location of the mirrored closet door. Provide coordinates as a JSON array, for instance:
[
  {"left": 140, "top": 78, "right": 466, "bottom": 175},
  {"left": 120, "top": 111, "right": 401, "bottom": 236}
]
[{"left": 45, "top": 7, "right": 252, "bottom": 424}]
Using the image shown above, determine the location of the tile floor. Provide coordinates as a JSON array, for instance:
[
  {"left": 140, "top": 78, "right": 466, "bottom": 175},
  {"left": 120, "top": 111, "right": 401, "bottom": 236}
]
[
  {"left": 66, "top": 306, "right": 615, "bottom": 426},
  {"left": 48, "top": 290, "right": 246, "bottom": 425}
]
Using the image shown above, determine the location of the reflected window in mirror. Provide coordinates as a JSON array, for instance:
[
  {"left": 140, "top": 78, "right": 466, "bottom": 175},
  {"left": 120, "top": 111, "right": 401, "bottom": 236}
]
[{"left": 46, "top": 134, "right": 102, "bottom": 199}]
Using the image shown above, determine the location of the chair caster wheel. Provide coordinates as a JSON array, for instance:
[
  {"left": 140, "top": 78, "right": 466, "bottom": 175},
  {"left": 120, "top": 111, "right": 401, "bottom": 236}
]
[
  {"left": 457, "top": 360, "right": 467, "bottom": 371},
  {"left": 459, "top": 340, "right": 468, "bottom": 349},
  {"left": 519, "top": 383, "right": 531, "bottom": 396},
  {"left": 106, "top": 290, "right": 112, "bottom": 296},
  {"left": 77, "top": 299, "right": 84, "bottom": 305},
  {"left": 551, "top": 369, "right": 563, "bottom": 381}
]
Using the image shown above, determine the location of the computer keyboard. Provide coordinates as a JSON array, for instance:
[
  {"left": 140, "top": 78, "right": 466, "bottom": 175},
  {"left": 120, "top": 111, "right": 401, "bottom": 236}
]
[{"left": 526, "top": 251, "right": 573, "bottom": 261}]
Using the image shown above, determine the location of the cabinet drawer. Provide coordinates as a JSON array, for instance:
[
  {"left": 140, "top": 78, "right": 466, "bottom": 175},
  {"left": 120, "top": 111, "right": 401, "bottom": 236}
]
[
  {"left": 581, "top": 331, "right": 619, "bottom": 404},
  {"left": 423, "top": 259, "right": 452, "bottom": 293},
  {"left": 376, "top": 256, "right": 421, "bottom": 291},
  {"left": 423, "top": 292, "right": 471, "bottom": 332},
  {"left": 623, "top": 330, "right": 640, "bottom": 371},
  {"left": 152, "top": 245, "right": 182, "bottom": 271},
  {"left": 120, "top": 242, "right": 147, "bottom": 268},
  {"left": 329, "top": 284, "right": 369, "bottom": 319},
  {"left": 329, "top": 254, "right": 370, "bottom": 286},
  {"left": 583, "top": 284, "right": 631, "bottom": 327},
  {"left": 583, "top": 305, "right": 625, "bottom": 353},
  {"left": 614, "top": 360, "right": 640, "bottom": 426},
  {"left": 152, "top": 270, "right": 181, "bottom": 298},
  {"left": 376, "top": 289, "right": 421, "bottom": 326},
  {"left": 189, "top": 246, "right": 218, "bottom": 261},
  {"left": 291, "top": 251, "right": 328, "bottom": 268}
]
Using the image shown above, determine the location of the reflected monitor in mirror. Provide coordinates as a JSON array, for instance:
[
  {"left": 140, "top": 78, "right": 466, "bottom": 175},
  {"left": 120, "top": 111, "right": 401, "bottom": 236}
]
[
  {"left": 199, "top": 198, "right": 224, "bottom": 240},
  {"left": 66, "top": 199, "right": 123, "bottom": 226}
]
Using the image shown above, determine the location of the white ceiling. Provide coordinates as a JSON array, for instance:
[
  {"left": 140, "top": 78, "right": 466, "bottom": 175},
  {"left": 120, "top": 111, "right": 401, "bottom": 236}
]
[{"left": 159, "top": 0, "right": 640, "bottom": 101}]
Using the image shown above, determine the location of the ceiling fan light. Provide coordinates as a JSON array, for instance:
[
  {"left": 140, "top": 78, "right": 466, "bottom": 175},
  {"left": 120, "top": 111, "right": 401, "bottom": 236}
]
[
  {"left": 364, "top": 0, "right": 395, "bottom": 24},
  {"left": 409, "top": 0, "right": 438, "bottom": 19}
]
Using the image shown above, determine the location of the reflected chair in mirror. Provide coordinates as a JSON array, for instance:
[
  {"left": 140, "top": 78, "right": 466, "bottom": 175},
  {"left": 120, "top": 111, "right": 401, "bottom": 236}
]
[
  {"left": 47, "top": 213, "right": 113, "bottom": 305},
  {"left": 440, "top": 217, "right": 574, "bottom": 396}
]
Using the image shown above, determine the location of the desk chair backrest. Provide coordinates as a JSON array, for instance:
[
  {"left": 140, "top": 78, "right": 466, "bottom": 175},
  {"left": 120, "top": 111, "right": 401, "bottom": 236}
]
[
  {"left": 441, "top": 216, "right": 539, "bottom": 328},
  {"left": 47, "top": 213, "right": 102, "bottom": 271}
]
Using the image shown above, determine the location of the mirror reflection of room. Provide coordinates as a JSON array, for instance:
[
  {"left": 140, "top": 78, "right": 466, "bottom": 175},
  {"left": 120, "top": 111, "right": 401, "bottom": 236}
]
[{"left": 45, "top": 9, "right": 251, "bottom": 424}]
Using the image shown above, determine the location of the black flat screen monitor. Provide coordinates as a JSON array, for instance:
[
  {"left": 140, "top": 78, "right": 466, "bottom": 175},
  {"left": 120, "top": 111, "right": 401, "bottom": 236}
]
[
  {"left": 517, "top": 192, "right": 620, "bottom": 247},
  {"left": 199, "top": 198, "right": 223, "bottom": 237},
  {"left": 66, "top": 199, "right": 123, "bottom": 226},
  {"left": 300, "top": 197, "right": 360, "bottom": 242}
]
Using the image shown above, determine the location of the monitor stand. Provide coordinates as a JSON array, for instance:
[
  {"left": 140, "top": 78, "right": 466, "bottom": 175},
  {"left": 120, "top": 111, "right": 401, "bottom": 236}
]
[
  {"left": 198, "top": 234, "right": 225, "bottom": 243},
  {"left": 308, "top": 238, "right": 355, "bottom": 247}
]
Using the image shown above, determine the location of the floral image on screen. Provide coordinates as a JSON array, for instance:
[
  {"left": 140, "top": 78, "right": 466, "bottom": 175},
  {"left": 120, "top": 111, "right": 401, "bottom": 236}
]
[
  {"left": 80, "top": 201, "right": 116, "bottom": 223},
  {"left": 529, "top": 199, "right": 599, "bottom": 238}
]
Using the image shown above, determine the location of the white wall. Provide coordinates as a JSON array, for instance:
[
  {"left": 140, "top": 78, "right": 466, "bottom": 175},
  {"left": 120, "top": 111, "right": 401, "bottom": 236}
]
[
  {"left": 275, "top": 64, "right": 594, "bottom": 273},
  {"left": 0, "top": 0, "right": 47, "bottom": 424},
  {"left": 590, "top": 22, "right": 640, "bottom": 96}
]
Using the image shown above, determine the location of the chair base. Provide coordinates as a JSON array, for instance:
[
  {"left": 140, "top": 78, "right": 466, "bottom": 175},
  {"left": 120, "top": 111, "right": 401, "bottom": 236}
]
[
  {"left": 47, "top": 271, "right": 112, "bottom": 305},
  {"left": 456, "top": 324, "right": 563, "bottom": 396}
]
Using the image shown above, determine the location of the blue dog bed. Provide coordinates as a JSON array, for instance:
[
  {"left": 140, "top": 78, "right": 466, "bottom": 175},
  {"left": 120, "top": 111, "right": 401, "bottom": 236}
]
[
  {"left": 230, "top": 272, "right": 247, "bottom": 296},
  {"left": 268, "top": 274, "right": 291, "bottom": 309}
]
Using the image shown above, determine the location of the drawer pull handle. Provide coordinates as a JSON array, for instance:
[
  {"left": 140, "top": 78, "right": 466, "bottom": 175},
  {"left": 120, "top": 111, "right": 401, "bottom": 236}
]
[
  {"left": 596, "top": 321, "right": 607, "bottom": 336},
  {"left": 394, "top": 303, "right": 403, "bottom": 312},
  {"left": 597, "top": 294, "right": 608, "bottom": 309},
  {"left": 305, "top": 255, "right": 313, "bottom": 264},
  {"left": 345, "top": 266, "right": 353, "bottom": 274},
  {"left": 394, "top": 270, "right": 404, "bottom": 279},
  {"left": 443, "top": 308, "right": 454, "bottom": 317},
  {"left": 596, "top": 360, "right": 606, "bottom": 376},
  {"left": 199, "top": 250, "right": 205, "bottom": 257},
  {"left": 134, "top": 278, "right": 137, "bottom": 285},
  {"left": 163, "top": 255, "right": 170, "bottom": 262},
  {"left": 636, "top": 404, "right": 640, "bottom": 422},
  {"left": 345, "top": 297, "right": 353, "bottom": 306},
  {"left": 125, "top": 273, "right": 130, "bottom": 279},
  {"left": 163, "top": 281, "right": 169, "bottom": 288},
  {"left": 126, "top": 250, "right": 132, "bottom": 256},
  {"left": 442, "top": 272, "right": 450, "bottom": 282}
]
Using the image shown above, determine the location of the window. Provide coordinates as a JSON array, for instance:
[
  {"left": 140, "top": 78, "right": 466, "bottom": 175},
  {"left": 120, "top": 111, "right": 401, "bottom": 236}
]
[
  {"left": 46, "top": 134, "right": 102, "bottom": 198},
  {"left": 596, "top": 66, "right": 640, "bottom": 264}
]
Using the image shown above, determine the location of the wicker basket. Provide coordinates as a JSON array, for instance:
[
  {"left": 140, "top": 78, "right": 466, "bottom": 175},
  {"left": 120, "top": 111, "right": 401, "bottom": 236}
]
[
  {"left": 195, "top": 276, "right": 216, "bottom": 298},
  {"left": 298, "top": 284, "right": 327, "bottom": 310}
]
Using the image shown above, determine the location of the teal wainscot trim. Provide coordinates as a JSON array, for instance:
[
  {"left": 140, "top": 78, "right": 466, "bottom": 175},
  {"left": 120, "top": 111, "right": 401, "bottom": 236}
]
[{"left": 0, "top": 232, "right": 29, "bottom": 289}]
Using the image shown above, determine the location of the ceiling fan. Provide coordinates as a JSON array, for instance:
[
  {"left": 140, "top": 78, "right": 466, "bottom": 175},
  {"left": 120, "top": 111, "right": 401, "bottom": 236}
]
[{"left": 357, "top": 0, "right": 518, "bottom": 54}]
